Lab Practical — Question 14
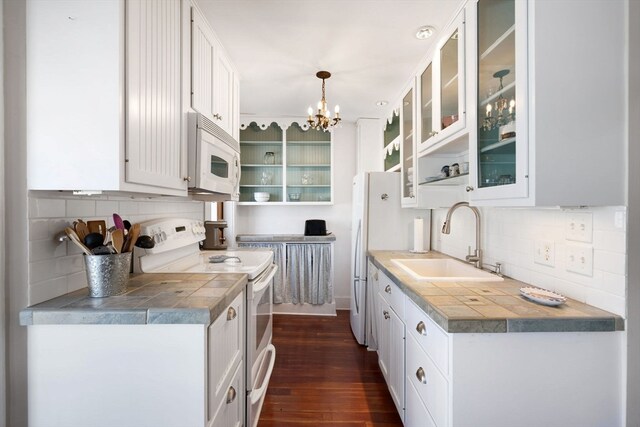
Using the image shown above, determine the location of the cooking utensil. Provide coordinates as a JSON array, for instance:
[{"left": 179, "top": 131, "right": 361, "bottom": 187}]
[
  {"left": 135, "top": 235, "right": 155, "bottom": 249},
  {"left": 64, "top": 227, "right": 93, "bottom": 255},
  {"left": 111, "top": 229, "right": 124, "bottom": 254},
  {"left": 91, "top": 245, "right": 114, "bottom": 255},
  {"left": 87, "top": 220, "right": 107, "bottom": 237},
  {"left": 113, "top": 213, "right": 125, "bottom": 231},
  {"left": 84, "top": 232, "right": 104, "bottom": 250},
  {"left": 123, "top": 220, "right": 132, "bottom": 231},
  {"left": 74, "top": 220, "right": 90, "bottom": 242},
  {"left": 123, "top": 223, "right": 140, "bottom": 253}
]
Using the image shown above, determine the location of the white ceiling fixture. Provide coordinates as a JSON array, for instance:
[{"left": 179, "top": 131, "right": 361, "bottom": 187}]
[
  {"left": 415, "top": 25, "right": 436, "bottom": 40},
  {"left": 197, "top": 0, "right": 463, "bottom": 121}
]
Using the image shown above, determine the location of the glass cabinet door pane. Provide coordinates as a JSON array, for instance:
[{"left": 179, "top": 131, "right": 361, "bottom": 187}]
[
  {"left": 440, "top": 30, "right": 459, "bottom": 130},
  {"left": 402, "top": 89, "right": 414, "bottom": 199},
  {"left": 477, "top": 0, "right": 516, "bottom": 189},
  {"left": 420, "top": 64, "right": 433, "bottom": 142}
]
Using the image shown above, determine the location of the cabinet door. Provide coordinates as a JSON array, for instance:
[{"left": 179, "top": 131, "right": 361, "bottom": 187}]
[
  {"left": 191, "top": 6, "right": 215, "bottom": 120},
  {"left": 417, "top": 60, "right": 436, "bottom": 152},
  {"left": 469, "top": 0, "right": 529, "bottom": 202},
  {"left": 377, "top": 294, "right": 390, "bottom": 382},
  {"left": 406, "top": 380, "right": 437, "bottom": 427},
  {"left": 400, "top": 84, "right": 417, "bottom": 207},
  {"left": 214, "top": 46, "right": 235, "bottom": 136},
  {"left": 126, "top": 0, "right": 187, "bottom": 191},
  {"left": 210, "top": 362, "right": 244, "bottom": 427},
  {"left": 389, "top": 308, "right": 406, "bottom": 421}
]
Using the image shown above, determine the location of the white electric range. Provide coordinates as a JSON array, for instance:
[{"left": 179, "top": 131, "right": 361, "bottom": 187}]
[{"left": 133, "top": 218, "right": 277, "bottom": 427}]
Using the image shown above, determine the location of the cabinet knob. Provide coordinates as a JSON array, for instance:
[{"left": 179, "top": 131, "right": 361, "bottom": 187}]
[
  {"left": 226, "top": 386, "right": 237, "bottom": 404},
  {"left": 465, "top": 186, "right": 474, "bottom": 192},
  {"left": 416, "top": 367, "right": 427, "bottom": 384},
  {"left": 183, "top": 176, "right": 192, "bottom": 182},
  {"left": 381, "top": 193, "right": 389, "bottom": 201},
  {"left": 227, "top": 306, "right": 237, "bottom": 321},
  {"left": 384, "top": 285, "right": 391, "bottom": 294},
  {"left": 213, "top": 113, "right": 223, "bottom": 121},
  {"left": 383, "top": 310, "right": 390, "bottom": 320},
  {"left": 416, "top": 321, "right": 427, "bottom": 336}
]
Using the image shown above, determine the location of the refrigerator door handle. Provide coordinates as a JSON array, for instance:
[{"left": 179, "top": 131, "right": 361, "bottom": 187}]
[
  {"left": 353, "top": 279, "right": 359, "bottom": 314},
  {"left": 352, "top": 220, "right": 362, "bottom": 313}
]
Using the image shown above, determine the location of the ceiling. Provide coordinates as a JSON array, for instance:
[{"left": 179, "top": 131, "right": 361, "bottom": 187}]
[{"left": 197, "top": 0, "right": 463, "bottom": 122}]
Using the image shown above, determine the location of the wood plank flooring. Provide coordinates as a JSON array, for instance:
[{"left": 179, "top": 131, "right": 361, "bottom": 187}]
[{"left": 259, "top": 311, "right": 403, "bottom": 427}]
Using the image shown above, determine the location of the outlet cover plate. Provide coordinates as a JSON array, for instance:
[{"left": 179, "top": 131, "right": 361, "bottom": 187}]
[
  {"left": 565, "top": 244, "right": 594, "bottom": 276},
  {"left": 534, "top": 240, "right": 555, "bottom": 267},
  {"left": 565, "top": 212, "right": 593, "bottom": 243}
]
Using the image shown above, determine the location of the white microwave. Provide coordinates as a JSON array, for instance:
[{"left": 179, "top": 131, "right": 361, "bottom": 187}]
[{"left": 187, "top": 113, "right": 240, "bottom": 201}]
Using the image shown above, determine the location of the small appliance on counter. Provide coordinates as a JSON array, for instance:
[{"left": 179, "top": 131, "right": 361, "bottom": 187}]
[{"left": 202, "top": 220, "right": 228, "bottom": 250}]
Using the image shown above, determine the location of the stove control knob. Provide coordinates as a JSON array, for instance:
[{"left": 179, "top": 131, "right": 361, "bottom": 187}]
[{"left": 161, "top": 231, "right": 167, "bottom": 241}]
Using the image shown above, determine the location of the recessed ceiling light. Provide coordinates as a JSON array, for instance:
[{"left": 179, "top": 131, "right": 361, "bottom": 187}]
[
  {"left": 376, "top": 100, "right": 388, "bottom": 107},
  {"left": 415, "top": 26, "right": 435, "bottom": 40}
]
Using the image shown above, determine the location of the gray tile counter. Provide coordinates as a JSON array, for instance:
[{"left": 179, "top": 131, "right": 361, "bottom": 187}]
[
  {"left": 236, "top": 234, "right": 336, "bottom": 243},
  {"left": 20, "top": 272, "right": 247, "bottom": 326},
  {"left": 369, "top": 250, "right": 624, "bottom": 333}
]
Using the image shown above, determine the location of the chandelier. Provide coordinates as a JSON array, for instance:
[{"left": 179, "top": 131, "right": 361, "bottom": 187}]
[
  {"left": 482, "top": 69, "right": 515, "bottom": 131},
  {"left": 307, "top": 71, "right": 341, "bottom": 131}
]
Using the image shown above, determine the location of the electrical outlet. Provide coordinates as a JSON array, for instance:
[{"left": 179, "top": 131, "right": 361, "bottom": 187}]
[
  {"left": 565, "top": 244, "right": 593, "bottom": 276},
  {"left": 534, "top": 240, "right": 555, "bottom": 267},
  {"left": 565, "top": 212, "right": 593, "bottom": 243}
]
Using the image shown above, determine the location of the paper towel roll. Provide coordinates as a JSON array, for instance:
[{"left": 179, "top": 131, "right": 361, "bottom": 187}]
[{"left": 413, "top": 217, "right": 424, "bottom": 252}]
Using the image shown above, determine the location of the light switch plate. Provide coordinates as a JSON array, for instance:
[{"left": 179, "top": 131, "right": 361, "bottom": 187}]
[
  {"left": 565, "top": 244, "right": 593, "bottom": 276},
  {"left": 565, "top": 212, "right": 593, "bottom": 243},
  {"left": 534, "top": 240, "right": 555, "bottom": 267}
]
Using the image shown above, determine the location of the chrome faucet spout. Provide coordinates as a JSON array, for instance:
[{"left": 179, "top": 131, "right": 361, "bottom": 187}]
[{"left": 441, "top": 202, "right": 482, "bottom": 269}]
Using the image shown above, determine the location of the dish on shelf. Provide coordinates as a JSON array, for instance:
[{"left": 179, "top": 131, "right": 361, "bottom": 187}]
[
  {"left": 288, "top": 193, "right": 301, "bottom": 201},
  {"left": 520, "top": 287, "right": 567, "bottom": 306},
  {"left": 254, "top": 192, "right": 270, "bottom": 202}
]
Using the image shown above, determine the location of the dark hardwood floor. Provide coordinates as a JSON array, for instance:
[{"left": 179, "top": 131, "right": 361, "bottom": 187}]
[{"left": 259, "top": 311, "right": 403, "bottom": 427}]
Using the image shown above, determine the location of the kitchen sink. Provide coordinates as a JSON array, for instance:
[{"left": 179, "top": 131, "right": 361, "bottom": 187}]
[{"left": 390, "top": 258, "right": 504, "bottom": 282}]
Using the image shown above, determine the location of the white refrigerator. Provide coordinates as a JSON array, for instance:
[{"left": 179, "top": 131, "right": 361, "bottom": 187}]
[{"left": 350, "top": 172, "right": 430, "bottom": 346}]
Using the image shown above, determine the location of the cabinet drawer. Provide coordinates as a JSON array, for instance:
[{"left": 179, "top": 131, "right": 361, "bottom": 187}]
[
  {"left": 210, "top": 361, "right": 244, "bottom": 427},
  {"left": 406, "top": 298, "right": 449, "bottom": 375},
  {"left": 406, "top": 379, "right": 437, "bottom": 427},
  {"left": 208, "top": 291, "right": 244, "bottom": 418},
  {"left": 406, "top": 333, "right": 449, "bottom": 427},
  {"left": 378, "top": 271, "right": 405, "bottom": 318}
]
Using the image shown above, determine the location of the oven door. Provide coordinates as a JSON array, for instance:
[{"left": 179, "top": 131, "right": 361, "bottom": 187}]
[
  {"left": 246, "top": 263, "right": 278, "bottom": 427},
  {"left": 193, "top": 129, "right": 240, "bottom": 199}
]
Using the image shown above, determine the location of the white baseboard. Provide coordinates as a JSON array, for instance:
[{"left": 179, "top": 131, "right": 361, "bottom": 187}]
[
  {"left": 334, "top": 296, "right": 350, "bottom": 310},
  {"left": 273, "top": 302, "right": 336, "bottom": 316}
]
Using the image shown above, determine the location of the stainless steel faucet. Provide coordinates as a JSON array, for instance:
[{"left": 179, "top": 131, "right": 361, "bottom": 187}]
[{"left": 441, "top": 201, "right": 482, "bottom": 269}]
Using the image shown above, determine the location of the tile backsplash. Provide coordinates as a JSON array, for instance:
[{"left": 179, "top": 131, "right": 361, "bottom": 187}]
[
  {"left": 28, "top": 192, "right": 204, "bottom": 305},
  {"left": 431, "top": 206, "right": 627, "bottom": 317}
]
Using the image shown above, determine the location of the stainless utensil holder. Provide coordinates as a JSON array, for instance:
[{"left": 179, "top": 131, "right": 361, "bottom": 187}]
[{"left": 84, "top": 252, "right": 131, "bottom": 297}]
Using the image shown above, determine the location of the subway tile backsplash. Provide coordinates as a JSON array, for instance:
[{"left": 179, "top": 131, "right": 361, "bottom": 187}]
[
  {"left": 431, "top": 206, "right": 627, "bottom": 317},
  {"left": 27, "top": 192, "right": 204, "bottom": 305}
]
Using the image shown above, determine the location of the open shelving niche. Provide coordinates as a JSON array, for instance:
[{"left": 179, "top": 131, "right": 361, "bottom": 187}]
[{"left": 239, "top": 118, "right": 334, "bottom": 205}]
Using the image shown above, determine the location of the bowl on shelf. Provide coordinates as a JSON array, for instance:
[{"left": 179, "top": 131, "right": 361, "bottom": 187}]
[
  {"left": 288, "top": 193, "right": 301, "bottom": 202},
  {"left": 254, "top": 192, "right": 270, "bottom": 202}
]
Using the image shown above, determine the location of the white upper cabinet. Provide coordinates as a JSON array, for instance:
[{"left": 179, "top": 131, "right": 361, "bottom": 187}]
[
  {"left": 466, "top": 0, "right": 626, "bottom": 206},
  {"left": 27, "top": 0, "right": 189, "bottom": 195},
  {"left": 190, "top": 5, "right": 239, "bottom": 139},
  {"left": 417, "top": 10, "right": 466, "bottom": 153},
  {"left": 401, "top": 82, "right": 417, "bottom": 207}
]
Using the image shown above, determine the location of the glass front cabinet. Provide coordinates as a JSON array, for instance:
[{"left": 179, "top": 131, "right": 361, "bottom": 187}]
[
  {"left": 401, "top": 83, "right": 417, "bottom": 207},
  {"left": 383, "top": 110, "right": 401, "bottom": 172},
  {"left": 239, "top": 118, "right": 333, "bottom": 204},
  {"left": 417, "top": 10, "right": 466, "bottom": 153}
]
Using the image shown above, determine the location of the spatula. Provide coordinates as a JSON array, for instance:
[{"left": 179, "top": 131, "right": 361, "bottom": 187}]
[
  {"left": 113, "top": 213, "right": 125, "bottom": 231},
  {"left": 64, "top": 227, "right": 93, "bottom": 255},
  {"left": 74, "top": 220, "right": 90, "bottom": 242},
  {"left": 111, "top": 229, "right": 124, "bottom": 254},
  {"left": 87, "top": 220, "right": 107, "bottom": 238},
  {"left": 123, "top": 223, "right": 140, "bottom": 253}
]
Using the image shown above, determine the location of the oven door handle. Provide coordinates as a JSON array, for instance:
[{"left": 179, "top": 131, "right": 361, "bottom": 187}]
[
  {"left": 250, "top": 344, "right": 276, "bottom": 405},
  {"left": 252, "top": 264, "right": 278, "bottom": 294}
]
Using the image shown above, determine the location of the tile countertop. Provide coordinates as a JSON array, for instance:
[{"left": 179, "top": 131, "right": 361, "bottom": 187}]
[
  {"left": 236, "top": 234, "right": 336, "bottom": 242},
  {"left": 369, "top": 251, "right": 625, "bottom": 333},
  {"left": 19, "top": 273, "right": 247, "bottom": 326}
]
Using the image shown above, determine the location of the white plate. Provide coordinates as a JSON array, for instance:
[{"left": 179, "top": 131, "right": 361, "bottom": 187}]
[{"left": 520, "top": 287, "right": 567, "bottom": 306}]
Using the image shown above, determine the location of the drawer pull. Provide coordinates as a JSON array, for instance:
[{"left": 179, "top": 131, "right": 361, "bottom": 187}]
[
  {"left": 384, "top": 285, "right": 391, "bottom": 294},
  {"left": 416, "top": 367, "right": 427, "bottom": 384},
  {"left": 226, "top": 386, "right": 237, "bottom": 404},
  {"left": 383, "top": 310, "right": 390, "bottom": 320},
  {"left": 416, "top": 321, "right": 427, "bottom": 336},
  {"left": 227, "top": 306, "right": 237, "bottom": 321}
]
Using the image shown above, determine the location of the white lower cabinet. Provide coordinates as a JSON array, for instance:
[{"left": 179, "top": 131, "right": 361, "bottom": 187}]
[
  {"left": 210, "top": 362, "right": 244, "bottom": 427},
  {"left": 375, "top": 269, "right": 623, "bottom": 427}
]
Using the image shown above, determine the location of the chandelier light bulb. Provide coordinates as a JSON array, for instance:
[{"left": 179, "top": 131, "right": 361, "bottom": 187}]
[
  {"left": 335, "top": 105, "right": 340, "bottom": 114},
  {"left": 308, "top": 106, "right": 313, "bottom": 116}
]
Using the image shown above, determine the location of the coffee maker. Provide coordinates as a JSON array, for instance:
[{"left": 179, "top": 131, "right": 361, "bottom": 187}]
[{"left": 202, "top": 220, "right": 228, "bottom": 250}]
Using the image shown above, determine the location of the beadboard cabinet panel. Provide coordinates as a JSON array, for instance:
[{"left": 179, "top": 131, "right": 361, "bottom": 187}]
[
  {"left": 126, "top": 0, "right": 186, "bottom": 190},
  {"left": 191, "top": 6, "right": 215, "bottom": 122}
]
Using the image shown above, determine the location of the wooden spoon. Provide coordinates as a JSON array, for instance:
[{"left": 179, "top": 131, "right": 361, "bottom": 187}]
[
  {"left": 123, "top": 223, "right": 140, "bottom": 253},
  {"left": 87, "top": 220, "right": 107, "bottom": 238},
  {"left": 75, "top": 220, "right": 90, "bottom": 242},
  {"left": 64, "top": 227, "right": 93, "bottom": 255},
  {"left": 111, "top": 229, "right": 124, "bottom": 254}
]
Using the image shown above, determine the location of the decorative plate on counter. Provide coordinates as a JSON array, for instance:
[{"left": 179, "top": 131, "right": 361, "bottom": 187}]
[{"left": 520, "top": 287, "right": 567, "bottom": 306}]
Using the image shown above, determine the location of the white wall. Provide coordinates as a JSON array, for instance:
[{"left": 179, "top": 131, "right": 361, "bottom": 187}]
[
  {"left": 0, "top": 0, "right": 6, "bottom": 422},
  {"left": 431, "top": 206, "right": 627, "bottom": 316},
  {"left": 27, "top": 193, "right": 204, "bottom": 305},
  {"left": 234, "top": 122, "right": 357, "bottom": 309}
]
